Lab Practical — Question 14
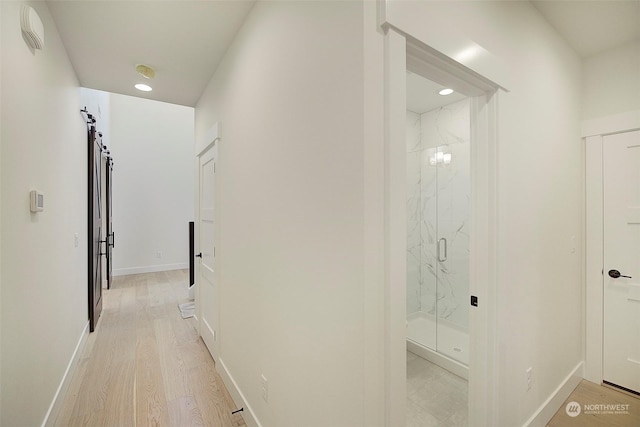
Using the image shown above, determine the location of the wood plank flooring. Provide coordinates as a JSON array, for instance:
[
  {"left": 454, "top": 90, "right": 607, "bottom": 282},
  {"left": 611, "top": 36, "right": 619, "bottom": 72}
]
[
  {"left": 55, "top": 270, "right": 246, "bottom": 427},
  {"left": 57, "top": 270, "right": 640, "bottom": 427},
  {"left": 547, "top": 379, "right": 640, "bottom": 427}
]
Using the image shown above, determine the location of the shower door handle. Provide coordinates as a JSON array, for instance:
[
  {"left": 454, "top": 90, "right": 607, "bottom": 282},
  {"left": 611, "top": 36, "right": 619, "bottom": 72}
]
[{"left": 438, "top": 238, "right": 448, "bottom": 262}]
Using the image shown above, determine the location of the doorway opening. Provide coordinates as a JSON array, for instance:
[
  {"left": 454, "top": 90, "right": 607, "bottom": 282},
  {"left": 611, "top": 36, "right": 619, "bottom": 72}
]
[
  {"left": 585, "top": 129, "right": 640, "bottom": 397},
  {"left": 405, "top": 71, "right": 471, "bottom": 424},
  {"left": 385, "top": 30, "right": 501, "bottom": 426}
]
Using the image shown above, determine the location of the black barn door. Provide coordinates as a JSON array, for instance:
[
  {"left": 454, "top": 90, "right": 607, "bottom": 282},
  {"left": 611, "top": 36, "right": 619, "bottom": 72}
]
[{"left": 88, "top": 125, "right": 103, "bottom": 332}]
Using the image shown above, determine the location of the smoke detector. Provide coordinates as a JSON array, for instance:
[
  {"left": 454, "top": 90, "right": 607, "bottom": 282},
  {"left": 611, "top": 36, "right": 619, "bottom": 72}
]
[
  {"left": 136, "top": 64, "right": 156, "bottom": 80},
  {"left": 21, "top": 5, "right": 45, "bottom": 50}
]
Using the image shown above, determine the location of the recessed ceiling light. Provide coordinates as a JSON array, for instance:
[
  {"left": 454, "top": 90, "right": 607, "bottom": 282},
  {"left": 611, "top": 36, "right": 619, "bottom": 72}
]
[
  {"left": 135, "top": 83, "right": 152, "bottom": 92},
  {"left": 439, "top": 88, "right": 454, "bottom": 96}
]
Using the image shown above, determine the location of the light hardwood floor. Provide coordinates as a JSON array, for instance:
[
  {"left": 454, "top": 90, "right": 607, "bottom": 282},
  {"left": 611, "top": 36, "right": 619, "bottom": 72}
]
[
  {"left": 547, "top": 379, "right": 640, "bottom": 427},
  {"left": 55, "top": 270, "right": 246, "bottom": 427}
]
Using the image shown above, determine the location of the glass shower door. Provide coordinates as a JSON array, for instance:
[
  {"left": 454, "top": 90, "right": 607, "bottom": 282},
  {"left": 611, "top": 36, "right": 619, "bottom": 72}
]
[
  {"left": 434, "top": 139, "right": 470, "bottom": 365},
  {"left": 406, "top": 99, "right": 470, "bottom": 366}
]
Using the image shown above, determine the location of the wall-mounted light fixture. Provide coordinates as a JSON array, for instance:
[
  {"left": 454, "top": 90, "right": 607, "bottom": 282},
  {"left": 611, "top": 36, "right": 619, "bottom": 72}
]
[
  {"left": 21, "top": 5, "right": 45, "bottom": 50},
  {"left": 429, "top": 150, "right": 452, "bottom": 166}
]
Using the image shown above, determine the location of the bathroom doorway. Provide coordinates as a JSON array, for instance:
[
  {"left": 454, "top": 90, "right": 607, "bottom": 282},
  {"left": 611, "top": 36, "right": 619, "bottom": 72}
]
[
  {"left": 405, "top": 71, "right": 471, "bottom": 425},
  {"left": 383, "top": 30, "right": 500, "bottom": 426}
]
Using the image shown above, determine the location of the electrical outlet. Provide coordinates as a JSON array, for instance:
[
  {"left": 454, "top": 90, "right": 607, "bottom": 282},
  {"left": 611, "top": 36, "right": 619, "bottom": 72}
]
[
  {"left": 261, "top": 374, "right": 268, "bottom": 402},
  {"left": 526, "top": 367, "right": 533, "bottom": 391},
  {"left": 156, "top": 251, "right": 162, "bottom": 259},
  {"left": 74, "top": 233, "right": 79, "bottom": 247}
]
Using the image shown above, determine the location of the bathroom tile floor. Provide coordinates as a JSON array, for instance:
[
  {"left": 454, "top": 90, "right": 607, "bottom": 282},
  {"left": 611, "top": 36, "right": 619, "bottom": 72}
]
[{"left": 407, "top": 350, "right": 468, "bottom": 427}]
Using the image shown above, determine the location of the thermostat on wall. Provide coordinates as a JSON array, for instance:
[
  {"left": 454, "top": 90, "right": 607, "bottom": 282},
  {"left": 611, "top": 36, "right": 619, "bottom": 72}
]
[{"left": 30, "top": 190, "right": 44, "bottom": 212}]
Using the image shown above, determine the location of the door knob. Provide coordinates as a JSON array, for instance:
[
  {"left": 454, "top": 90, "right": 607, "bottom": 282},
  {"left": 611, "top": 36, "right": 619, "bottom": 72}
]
[
  {"left": 196, "top": 252, "right": 202, "bottom": 258},
  {"left": 608, "top": 269, "right": 632, "bottom": 279}
]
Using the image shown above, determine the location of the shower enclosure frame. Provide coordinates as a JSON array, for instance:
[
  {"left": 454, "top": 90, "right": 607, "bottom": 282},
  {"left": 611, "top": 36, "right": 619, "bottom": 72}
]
[
  {"left": 405, "top": 95, "right": 473, "bottom": 379},
  {"left": 383, "top": 29, "right": 502, "bottom": 427}
]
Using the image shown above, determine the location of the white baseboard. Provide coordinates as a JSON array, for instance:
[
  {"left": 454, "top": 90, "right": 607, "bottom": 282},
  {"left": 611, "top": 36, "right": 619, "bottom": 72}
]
[
  {"left": 218, "top": 358, "right": 261, "bottom": 427},
  {"left": 42, "top": 321, "right": 90, "bottom": 427},
  {"left": 113, "top": 262, "right": 188, "bottom": 276},
  {"left": 523, "top": 361, "right": 584, "bottom": 427}
]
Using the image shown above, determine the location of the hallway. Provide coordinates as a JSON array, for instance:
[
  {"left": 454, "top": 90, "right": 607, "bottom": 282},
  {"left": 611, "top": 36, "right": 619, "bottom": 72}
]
[{"left": 54, "top": 271, "right": 245, "bottom": 427}]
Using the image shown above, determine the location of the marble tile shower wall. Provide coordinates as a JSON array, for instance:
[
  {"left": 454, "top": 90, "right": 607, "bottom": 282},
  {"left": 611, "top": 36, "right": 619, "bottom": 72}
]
[
  {"left": 406, "top": 98, "right": 470, "bottom": 332},
  {"left": 406, "top": 110, "right": 422, "bottom": 316}
]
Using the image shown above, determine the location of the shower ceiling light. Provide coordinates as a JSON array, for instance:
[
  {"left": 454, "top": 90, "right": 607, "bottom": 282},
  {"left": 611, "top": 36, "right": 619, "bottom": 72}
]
[
  {"left": 135, "top": 83, "right": 152, "bottom": 92},
  {"left": 439, "top": 88, "right": 454, "bottom": 96}
]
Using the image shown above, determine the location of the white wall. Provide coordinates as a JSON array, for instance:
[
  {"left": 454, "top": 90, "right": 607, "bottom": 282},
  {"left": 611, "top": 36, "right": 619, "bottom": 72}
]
[
  {"left": 0, "top": 2, "right": 87, "bottom": 425},
  {"left": 80, "top": 87, "right": 111, "bottom": 150},
  {"left": 583, "top": 40, "right": 640, "bottom": 121},
  {"left": 109, "top": 93, "right": 194, "bottom": 276},
  {"left": 0, "top": 3, "right": 3, "bottom": 422},
  {"left": 383, "top": 2, "right": 584, "bottom": 426},
  {"left": 195, "top": 1, "right": 366, "bottom": 426}
]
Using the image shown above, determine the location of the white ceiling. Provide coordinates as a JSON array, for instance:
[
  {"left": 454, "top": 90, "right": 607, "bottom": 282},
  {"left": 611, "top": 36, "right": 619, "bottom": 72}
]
[
  {"left": 409, "top": 1, "right": 640, "bottom": 114},
  {"left": 45, "top": 1, "right": 638, "bottom": 108},
  {"left": 47, "top": 0, "right": 256, "bottom": 107},
  {"left": 531, "top": 0, "right": 640, "bottom": 58},
  {"left": 406, "top": 72, "right": 467, "bottom": 114}
]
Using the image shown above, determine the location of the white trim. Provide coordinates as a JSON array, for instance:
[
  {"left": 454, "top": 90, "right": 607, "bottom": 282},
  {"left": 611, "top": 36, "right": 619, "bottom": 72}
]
[
  {"left": 584, "top": 136, "right": 603, "bottom": 384},
  {"left": 200, "top": 317, "right": 216, "bottom": 362},
  {"left": 362, "top": 1, "right": 386, "bottom": 424},
  {"left": 112, "top": 262, "right": 188, "bottom": 277},
  {"left": 218, "top": 358, "right": 261, "bottom": 427},
  {"left": 469, "top": 91, "right": 500, "bottom": 427},
  {"left": 380, "top": 0, "right": 511, "bottom": 90},
  {"left": 383, "top": 28, "right": 408, "bottom": 427},
  {"left": 583, "top": 112, "right": 640, "bottom": 385},
  {"left": 196, "top": 122, "right": 221, "bottom": 157},
  {"left": 522, "top": 362, "right": 584, "bottom": 427},
  {"left": 405, "top": 36, "right": 500, "bottom": 97},
  {"left": 581, "top": 110, "right": 640, "bottom": 137},
  {"left": 42, "top": 321, "right": 90, "bottom": 427},
  {"left": 385, "top": 28, "right": 500, "bottom": 427}
]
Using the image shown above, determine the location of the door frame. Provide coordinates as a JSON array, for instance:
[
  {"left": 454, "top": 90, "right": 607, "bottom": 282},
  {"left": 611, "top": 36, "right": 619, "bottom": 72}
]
[
  {"left": 384, "top": 28, "right": 500, "bottom": 426},
  {"left": 195, "top": 123, "right": 221, "bottom": 359},
  {"left": 584, "top": 111, "right": 640, "bottom": 384}
]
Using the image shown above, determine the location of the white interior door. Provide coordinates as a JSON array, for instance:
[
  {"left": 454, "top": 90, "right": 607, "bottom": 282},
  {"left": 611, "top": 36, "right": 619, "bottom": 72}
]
[
  {"left": 603, "top": 129, "right": 640, "bottom": 394},
  {"left": 197, "top": 143, "right": 218, "bottom": 361}
]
